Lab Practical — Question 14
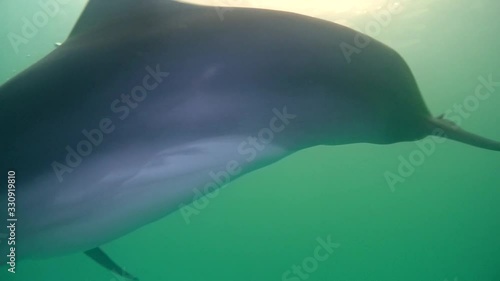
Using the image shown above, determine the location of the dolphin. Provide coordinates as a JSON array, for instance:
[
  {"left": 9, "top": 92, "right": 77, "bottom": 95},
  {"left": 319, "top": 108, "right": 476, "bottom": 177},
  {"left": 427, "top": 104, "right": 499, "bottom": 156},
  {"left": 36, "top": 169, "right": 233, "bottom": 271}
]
[{"left": 1, "top": 0, "right": 499, "bottom": 279}]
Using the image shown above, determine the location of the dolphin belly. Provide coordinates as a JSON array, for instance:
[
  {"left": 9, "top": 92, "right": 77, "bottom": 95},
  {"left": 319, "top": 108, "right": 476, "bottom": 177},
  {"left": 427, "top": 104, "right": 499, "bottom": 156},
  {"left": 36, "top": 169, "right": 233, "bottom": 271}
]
[{"left": 1, "top": 136, "right": 288, "bottom": 261}]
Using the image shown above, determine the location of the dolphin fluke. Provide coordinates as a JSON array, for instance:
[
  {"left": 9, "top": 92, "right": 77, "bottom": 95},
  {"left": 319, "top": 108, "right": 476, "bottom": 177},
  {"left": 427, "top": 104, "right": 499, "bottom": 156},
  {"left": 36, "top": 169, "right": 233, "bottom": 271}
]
[
  {"left": 428, "top": 117, "right": 500, "bottom": 151},
  {"left": 85, "top": 247, "right": 139, "bottom": 281}
]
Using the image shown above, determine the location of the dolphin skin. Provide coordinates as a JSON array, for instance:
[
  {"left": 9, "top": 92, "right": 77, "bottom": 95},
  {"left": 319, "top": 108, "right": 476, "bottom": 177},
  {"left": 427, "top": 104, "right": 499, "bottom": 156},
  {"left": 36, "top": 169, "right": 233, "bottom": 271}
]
[{"left": 1, "top": 0, "right": 499, "bottom": 279}]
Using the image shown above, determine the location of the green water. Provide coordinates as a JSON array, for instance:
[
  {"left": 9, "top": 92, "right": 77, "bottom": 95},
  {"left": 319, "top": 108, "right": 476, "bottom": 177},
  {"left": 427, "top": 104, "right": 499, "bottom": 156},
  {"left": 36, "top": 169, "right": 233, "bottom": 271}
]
[{"left": 1, "top": 1, "right": 499, "bottom": 281}]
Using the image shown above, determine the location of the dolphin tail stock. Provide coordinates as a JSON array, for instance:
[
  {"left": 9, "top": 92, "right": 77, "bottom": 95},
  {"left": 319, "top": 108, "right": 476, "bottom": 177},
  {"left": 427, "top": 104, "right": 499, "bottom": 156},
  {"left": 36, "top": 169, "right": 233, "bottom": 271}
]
[
  {"left": 427, "top": 116, "right": 500, "bottom": 151},
  {"left": 85, "top": 247, "right": 139, "bottom": 281}
]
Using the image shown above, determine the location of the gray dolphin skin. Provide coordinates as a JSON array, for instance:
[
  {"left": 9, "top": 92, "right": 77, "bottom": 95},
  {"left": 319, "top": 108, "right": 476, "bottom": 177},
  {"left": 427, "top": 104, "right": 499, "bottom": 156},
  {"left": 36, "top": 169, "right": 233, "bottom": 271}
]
[{"left": 1, "top": 0, "right": 500, "bottom": 279}]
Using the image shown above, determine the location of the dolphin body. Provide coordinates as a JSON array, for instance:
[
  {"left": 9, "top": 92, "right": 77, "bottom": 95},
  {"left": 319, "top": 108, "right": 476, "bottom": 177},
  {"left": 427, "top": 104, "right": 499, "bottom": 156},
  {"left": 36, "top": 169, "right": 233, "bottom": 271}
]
[{"left": 1, "top": 0, "right": 499, "bottom": 279}]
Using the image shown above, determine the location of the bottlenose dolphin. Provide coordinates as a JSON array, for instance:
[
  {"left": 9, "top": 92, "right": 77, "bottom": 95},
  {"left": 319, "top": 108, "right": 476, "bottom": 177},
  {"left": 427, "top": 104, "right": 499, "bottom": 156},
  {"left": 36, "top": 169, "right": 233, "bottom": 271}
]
[{"left": 1, "top": 0, "right": 499, "bottom": 279}]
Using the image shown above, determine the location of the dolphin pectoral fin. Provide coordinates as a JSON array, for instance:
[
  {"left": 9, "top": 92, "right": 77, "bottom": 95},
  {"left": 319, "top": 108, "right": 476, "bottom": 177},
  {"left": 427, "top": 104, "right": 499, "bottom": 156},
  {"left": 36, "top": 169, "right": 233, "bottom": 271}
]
[
  {"left": 428, "top": 117, "right": 500, "bottom": 151},
  {"left": 85, "top": 247, "right": 139, "bottom": 281}
]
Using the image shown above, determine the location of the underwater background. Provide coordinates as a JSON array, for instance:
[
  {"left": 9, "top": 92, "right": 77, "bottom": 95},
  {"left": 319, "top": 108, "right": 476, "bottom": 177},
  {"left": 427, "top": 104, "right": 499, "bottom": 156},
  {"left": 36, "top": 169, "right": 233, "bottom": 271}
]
[{"left": 0, "top": 0, "right": 499, "bottom": 280}]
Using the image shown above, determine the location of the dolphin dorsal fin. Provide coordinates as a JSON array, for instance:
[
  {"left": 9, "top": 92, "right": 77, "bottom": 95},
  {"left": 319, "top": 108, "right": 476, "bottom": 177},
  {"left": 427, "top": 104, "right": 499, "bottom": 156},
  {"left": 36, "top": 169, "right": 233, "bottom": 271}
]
[{"left": 68, "top": 0, "right": 176, "bottom": 39}]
